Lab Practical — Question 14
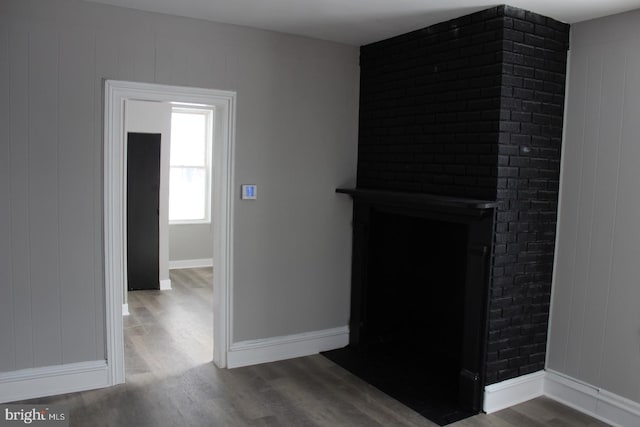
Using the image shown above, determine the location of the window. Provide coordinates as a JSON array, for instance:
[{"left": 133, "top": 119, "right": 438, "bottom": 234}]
[{"left": 169, "top": 107, "right": 213, "bottom": 224}]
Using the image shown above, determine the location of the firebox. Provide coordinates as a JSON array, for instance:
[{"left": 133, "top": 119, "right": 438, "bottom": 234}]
[{"left": 324, "top": 188, "right": 496, "bottom": 425}]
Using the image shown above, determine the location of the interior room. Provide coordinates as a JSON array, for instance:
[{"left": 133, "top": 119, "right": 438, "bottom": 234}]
[{"left": 2, "top": 0, "right": 640, "bottom": 426}]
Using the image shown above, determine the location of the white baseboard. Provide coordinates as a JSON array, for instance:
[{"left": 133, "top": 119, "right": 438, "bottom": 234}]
[
  {"left": 160, "top": 279, "right": 172, "bottom": 290},
  {"left": 483, "top": 370, "right": 545, "bottom": 413},
  {"left": 122, "top": 303, "right": 129, "bottom": 316},
  {"left": 545, "top": 370, "right": 640, "bottom": 427},
  {"left": 227, "top": 326, "right": 349, "bottom": 369},
  {"left": 0, "top": 360, "right": 109, "bottom": 403},
  {"left": 169, "top": 258, "right": 213, "bottom": 270},
  {"left": 483, "top": 370, "right": 640, "bottom": 426}
]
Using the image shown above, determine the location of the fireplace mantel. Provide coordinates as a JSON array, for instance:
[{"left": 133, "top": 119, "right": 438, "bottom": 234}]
[{"left": 336, "top": 188, "right": 498, "bottom": 216}]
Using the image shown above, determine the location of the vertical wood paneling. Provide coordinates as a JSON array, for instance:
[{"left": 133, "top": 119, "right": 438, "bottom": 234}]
[
  {"left": 0, "top": 20, "right": 16, "bottom": 373},
  {"left": 578, "top": 51, "right": 626, "bottom": 385},
  {"left": 58, "top": 25, "right": 98, "bottom": 364},
  {"left": 155, "top": 32, "right": 190, "bottom": 86},
  {"left": 562, "top": 54, "right": 603, "bottom": 378},
  {"left": 551, "top": 28, "right": 640, "bottom": 403},
  {"left": 9, "top": 25, "right": 34, "bottom": 370},
  {"left": 28, "top": 24, "right": 62, "bottom": 367},
  {"left": 547, "top": 51, "right": 587, "bottom": 372},
  {"left": 154, "top": 16, "right": 232, "bottom": 90},
  {"left": 600, "top": 53, "right": 640, "bottom": 400},
  {"left": 94, "top": 30, "right": 119, "bottom": 360},
  {"left": 115, "top": 14, "right": 155, "bottom": 83},
  {"left": 95, "top": 30, "right": 119, "bottom": 80},
  {"left": 3, "top": 0, "right": 359, "bottom": 375}
]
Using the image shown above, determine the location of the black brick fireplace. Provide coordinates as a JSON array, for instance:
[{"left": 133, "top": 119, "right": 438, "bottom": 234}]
[{"left": 325, "top": 4, "right": 569, "bottom": 425}]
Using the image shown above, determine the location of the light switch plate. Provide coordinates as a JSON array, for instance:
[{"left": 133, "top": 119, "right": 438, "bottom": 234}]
[{"left": 241, "top": 184, "right": 257, "bottom": 200}]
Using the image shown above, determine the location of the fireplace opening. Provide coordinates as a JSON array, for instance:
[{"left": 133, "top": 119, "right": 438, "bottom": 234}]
[
  {"left": 369, "top": 211, "right": 470, "bottom": 420},
  {"left": 367, "top": 211, "right": 467, "bottom": 358},
  {"left": 324, "top": 189, "right": 496, "bottom": 426}
]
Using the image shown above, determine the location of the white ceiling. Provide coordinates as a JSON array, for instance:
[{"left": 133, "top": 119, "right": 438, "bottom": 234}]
[{"left": 84, "top": 0, "right": 640, "bottom": 45}]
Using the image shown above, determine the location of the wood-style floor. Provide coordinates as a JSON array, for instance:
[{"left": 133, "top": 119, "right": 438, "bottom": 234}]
[{"left": 19, "top": 268, "right": 609, "bottom": 426}]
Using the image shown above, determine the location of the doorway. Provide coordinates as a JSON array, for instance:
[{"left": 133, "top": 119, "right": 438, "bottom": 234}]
[{"left": 104, "top": 80, "right": 236, "bottom": 385}]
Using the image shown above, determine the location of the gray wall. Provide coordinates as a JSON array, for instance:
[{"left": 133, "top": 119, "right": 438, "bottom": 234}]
[
  {"left": 0, "top": 0, "right": 358, "bottom": 372},
  {"left": 169, "top": 224, "right": 212, "bottom": 262},
  {"left": 548, "top": 9, "right": 640, "bottom": 404}
]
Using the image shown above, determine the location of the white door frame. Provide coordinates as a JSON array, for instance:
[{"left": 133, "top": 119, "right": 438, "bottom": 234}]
[{"left": 104, "top": 80, "right": 236, "bottom": 384}]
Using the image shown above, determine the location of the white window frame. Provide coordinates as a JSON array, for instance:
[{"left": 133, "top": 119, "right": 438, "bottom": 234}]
[{"left": 169, "top": 106, "right": 214, "bottom": 225}]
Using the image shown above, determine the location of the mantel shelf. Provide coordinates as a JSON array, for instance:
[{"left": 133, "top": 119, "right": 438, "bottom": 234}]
[{"left": 336, "top": 188, "right": 498, "bottom": 211}]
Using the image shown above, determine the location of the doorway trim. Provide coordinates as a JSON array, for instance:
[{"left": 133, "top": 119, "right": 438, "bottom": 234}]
[{"left": 104, "top": 80, "right": 236, "bottom": 384}]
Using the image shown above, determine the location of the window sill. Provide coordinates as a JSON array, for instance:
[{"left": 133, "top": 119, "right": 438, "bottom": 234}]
[{"left": 169, "top": 220, "right": 211, "bottom": 226}]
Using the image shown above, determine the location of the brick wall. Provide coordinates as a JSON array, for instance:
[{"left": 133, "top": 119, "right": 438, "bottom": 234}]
[
  {"left": 487, "top": 6, "right": 569, "bottom": 384},
  {"left": 356, "top": 5, "right": 569, "bottom": 385},
  {"left": 358, "top": 7, "right": 507, "bottom": 200}
]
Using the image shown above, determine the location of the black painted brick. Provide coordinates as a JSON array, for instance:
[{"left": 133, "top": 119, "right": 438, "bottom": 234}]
[
  {"left": 487, "top": 5, "right": 566, "bottom": 386},
  {"left": 357, "top": 4, "right": 568, "bottom": 388}
]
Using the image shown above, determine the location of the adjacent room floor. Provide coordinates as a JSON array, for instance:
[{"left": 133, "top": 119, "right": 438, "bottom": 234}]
[{"left": 17, "top": 268, "right": 608, "bottom": 426}]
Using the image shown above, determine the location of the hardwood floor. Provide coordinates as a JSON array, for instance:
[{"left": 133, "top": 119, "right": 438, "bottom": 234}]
[
  {"left": 125, "top": 267, "right": 214, "bottom": 377},
  {"left": 18, "top": 268, "right": 609, "bottom": 426}
]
